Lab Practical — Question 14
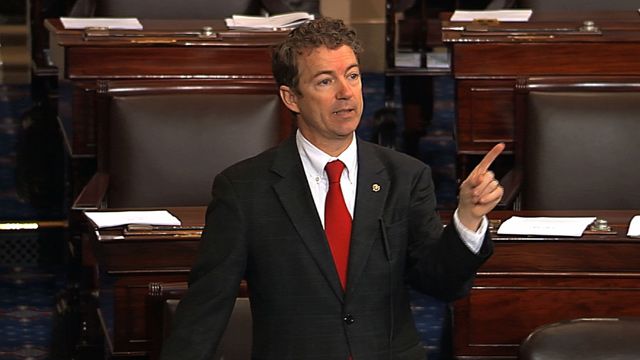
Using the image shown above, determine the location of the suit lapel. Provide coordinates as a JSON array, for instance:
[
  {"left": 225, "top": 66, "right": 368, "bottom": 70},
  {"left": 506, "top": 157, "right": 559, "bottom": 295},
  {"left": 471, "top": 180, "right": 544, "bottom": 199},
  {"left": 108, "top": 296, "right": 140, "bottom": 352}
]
[
  {"left": 346, "top": 140, "right": 390, "bottom": 295},
  {"left": 271, "top": 138, "right": 345, "bottom": 300}
]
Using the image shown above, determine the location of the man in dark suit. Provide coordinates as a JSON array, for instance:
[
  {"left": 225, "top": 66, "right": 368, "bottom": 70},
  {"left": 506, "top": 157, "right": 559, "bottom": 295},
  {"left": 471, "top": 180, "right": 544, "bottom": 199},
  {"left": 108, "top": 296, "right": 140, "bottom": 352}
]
[{"left": 161, "top": 17, "right": 504, "bottom": 360}]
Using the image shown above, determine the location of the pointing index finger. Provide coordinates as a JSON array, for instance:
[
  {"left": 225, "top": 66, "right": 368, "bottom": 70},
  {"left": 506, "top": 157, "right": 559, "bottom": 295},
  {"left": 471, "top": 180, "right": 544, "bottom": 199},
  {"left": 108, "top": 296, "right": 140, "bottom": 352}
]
[{"left": 475, "top": 143, "right": 505, "bottom": 175}]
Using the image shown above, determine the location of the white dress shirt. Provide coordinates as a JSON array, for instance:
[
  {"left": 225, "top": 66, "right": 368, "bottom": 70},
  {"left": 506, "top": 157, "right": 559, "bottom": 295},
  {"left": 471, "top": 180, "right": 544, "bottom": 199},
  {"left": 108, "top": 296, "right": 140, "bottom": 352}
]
[{"left": 295, "top": 130, "right": 486, "bottom": 253}]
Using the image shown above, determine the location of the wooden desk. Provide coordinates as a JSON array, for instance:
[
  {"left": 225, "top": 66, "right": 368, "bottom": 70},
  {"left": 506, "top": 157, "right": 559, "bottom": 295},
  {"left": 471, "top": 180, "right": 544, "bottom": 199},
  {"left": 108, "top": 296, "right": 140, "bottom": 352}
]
[
  {"left": 86, "top": 207, "right": 640, "bottom": 358},
  {"left": 45, "top": 19, "right": 288, "bottom": 194},
  {"left": 442, "top": 11, "right": 640, "bottom": 176},
  {"left": 453, "top": 210, "right": 640, "bottom": 359},
  {"left": 81, "top": 207, "right": 205, "bottom": 357}
]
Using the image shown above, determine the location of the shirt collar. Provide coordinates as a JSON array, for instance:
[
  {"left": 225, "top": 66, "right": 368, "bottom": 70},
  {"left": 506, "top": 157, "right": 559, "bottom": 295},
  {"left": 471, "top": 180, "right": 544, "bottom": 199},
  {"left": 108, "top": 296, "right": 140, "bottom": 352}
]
[{"left": 296, "top": 129, "right": 358, "bottom": 183}]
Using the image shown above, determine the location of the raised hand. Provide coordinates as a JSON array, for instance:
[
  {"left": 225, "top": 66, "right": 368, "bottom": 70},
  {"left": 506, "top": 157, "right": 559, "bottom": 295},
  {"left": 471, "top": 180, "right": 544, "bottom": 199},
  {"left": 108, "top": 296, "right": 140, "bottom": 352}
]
[{"left": 457, "top": 143, "right": 505, "bottom": 231}]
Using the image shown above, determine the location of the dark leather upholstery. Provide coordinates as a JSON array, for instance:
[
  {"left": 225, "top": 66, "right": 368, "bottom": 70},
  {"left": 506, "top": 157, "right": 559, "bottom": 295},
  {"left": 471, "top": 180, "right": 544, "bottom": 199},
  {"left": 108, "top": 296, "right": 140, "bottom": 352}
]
[
  {"left": 499, "top": 77, "right": 640, "bottom": 210},
  {"left": 71, "top": 79, "right": 292, "bottom": 210},
  {"left": 212, "top": 297, "right": 252, "bottom": 360},
  {"left": 106, "top": 92, "right": 282, "bottom": 207},
  {"left": 148, "top": 282, "right": 252, "bottom": 360},
  {"left": 521, "top": 89, "right": 640, "bottom": 210},
  {"left": 519, "top": 318, "right": 640, "bottom": 360},
  {"left": 518, "top": 0, "right": 638, "bottom": 10},
  {"left": 70, "top": 0, "right": 262, "bottom": 18}
]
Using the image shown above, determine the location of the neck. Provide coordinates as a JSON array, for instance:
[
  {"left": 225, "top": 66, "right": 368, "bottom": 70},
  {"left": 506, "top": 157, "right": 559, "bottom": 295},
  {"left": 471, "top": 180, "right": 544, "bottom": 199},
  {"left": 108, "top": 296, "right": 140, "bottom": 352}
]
[{"left": 299, "top": 131, "right": 354, "bottom": 157}]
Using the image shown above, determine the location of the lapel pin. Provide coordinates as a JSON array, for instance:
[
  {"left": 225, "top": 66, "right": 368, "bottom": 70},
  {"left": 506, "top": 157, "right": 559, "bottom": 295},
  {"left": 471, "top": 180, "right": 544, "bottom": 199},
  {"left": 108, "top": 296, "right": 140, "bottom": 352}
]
[{"left": 372, "top": 183, "right": 381, "bottom": 192}]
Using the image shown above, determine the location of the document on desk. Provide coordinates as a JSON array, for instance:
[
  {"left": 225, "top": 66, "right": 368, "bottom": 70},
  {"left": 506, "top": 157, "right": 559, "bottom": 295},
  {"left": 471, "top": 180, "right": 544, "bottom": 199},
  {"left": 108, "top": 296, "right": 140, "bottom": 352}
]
[
  {"left": 84, "top": 210, "right": 181, "bottom": 229},
  {"left": 225, "top": 12, "right": 314, "bottom": 30},
  {"left": 450, "top": 10, "right": 533, "bottom": 22},
  {"left": 628, "top": 216, "right": 640, "bottom": 237},
  {"left": 60, "top": 17, "right": 143, "bottom": 30},
  {"left": 497, "top": 216, "right": 596, "bottom": 237}
]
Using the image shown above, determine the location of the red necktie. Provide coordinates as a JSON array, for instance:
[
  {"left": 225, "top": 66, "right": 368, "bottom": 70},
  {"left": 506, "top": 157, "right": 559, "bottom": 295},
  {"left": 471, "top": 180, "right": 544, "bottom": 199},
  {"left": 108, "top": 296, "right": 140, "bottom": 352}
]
[{"left": 324, "top": 160, "right": 352, "bottom": 290}]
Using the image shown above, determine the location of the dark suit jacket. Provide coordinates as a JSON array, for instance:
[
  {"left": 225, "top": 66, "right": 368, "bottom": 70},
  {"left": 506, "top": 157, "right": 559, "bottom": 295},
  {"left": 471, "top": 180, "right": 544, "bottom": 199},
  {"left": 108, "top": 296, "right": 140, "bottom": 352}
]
[{"left": 161, "top": 136, "right": 493, "bottom": 360}]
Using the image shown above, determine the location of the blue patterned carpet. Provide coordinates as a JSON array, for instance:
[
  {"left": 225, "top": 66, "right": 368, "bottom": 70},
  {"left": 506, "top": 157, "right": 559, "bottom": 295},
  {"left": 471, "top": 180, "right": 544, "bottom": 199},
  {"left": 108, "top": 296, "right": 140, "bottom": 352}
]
[
  {"left": 0, "top": 265, "right": 62, "bottom": 360},
  {"left": 0, "top": 82, "right": 70, "bottom": 360},
  {"left": 0, "top": 84, "right": 38, "bottom": 220},
  {"left": 0, "top": 73, "right": 458, "bottom": 359}
]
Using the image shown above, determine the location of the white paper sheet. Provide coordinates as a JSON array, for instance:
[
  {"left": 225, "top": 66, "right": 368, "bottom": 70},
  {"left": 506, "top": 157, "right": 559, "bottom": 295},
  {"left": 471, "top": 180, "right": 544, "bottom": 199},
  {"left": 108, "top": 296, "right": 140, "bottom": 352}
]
[
  {"left": 60, "top": 17, "right": 143, "bottom": 30},
  {"left": 450, "top": 10, "right": 533, "bottom": 22},
  {"left": 628, "top": 215, "right": 640, "bottom": 237},
  {"left": 84, "top": 210, "right": 181, "bottom": 228},
  {"left": 497, "top": 216, "right": 596, "bottom": 237},
  {"left": 225, "top": 12, "right": 313, "bottom": 29}
]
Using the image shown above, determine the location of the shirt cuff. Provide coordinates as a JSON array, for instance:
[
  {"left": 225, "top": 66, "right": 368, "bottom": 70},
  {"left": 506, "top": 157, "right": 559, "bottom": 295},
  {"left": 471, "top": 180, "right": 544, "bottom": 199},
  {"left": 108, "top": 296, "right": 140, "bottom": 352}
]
[{"left": 453, "top": 208, "right": 487, "bottom": 254}]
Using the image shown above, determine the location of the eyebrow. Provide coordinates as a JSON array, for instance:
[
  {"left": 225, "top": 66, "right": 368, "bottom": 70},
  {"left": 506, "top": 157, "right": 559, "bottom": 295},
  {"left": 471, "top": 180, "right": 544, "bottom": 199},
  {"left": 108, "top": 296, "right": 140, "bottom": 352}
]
[{"left": 311, "top": 63, "right": 360, "bottom": 79}]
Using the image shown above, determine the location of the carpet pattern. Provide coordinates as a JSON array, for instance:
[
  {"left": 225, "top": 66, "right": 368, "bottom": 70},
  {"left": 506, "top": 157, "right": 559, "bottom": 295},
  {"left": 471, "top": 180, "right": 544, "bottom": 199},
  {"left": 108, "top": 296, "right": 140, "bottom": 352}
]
[{"left": 0, "top": 265, "right": 62, "bottom": 360}]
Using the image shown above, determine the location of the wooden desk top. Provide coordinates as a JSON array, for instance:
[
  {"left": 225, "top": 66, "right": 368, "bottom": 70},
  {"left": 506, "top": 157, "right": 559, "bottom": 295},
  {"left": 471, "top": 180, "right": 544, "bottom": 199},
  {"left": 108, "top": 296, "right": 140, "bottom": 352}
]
[
  {"left": 443, "top": 11, "right": 640, "bottom": 43},
  {"left": 45, "top": 18, "right": 290, "bottom": 47},
  {"left": 89, "top": 207, "right": 638, "bottom": 244},
  {"left": 83, "top": 207, "right": 206, "bottom": 273},
  {"left": 489, "top": 210, "right": 637, "bottom": 241},
  {"left": 46, "top": 18, "right": 286, "bottom": 80},
  {"left": 86, "top": 208, "right": 638, "bottom": 274}
]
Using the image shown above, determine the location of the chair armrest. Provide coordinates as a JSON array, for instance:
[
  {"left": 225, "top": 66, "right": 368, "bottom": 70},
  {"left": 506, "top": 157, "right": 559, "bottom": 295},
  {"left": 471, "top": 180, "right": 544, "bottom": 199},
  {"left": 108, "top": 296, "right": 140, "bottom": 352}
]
[
  {"left": 497, "top": 168, "right": 522, "bottom": 209},
  {"left": 72, "top": 173, "right": 109, "bottom": 210},
  {"left": 147, "top": 282, "right": 189, "bottom": 360}
]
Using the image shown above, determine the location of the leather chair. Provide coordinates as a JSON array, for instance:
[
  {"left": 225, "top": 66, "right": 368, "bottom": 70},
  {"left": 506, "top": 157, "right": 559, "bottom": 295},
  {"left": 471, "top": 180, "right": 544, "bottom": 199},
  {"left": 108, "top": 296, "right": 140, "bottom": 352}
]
[
  {"left": 69, "top": 0, "right": 320, "bottom": 18},
  {"left": 73, "top": 79, "right": 293, "bottom": 210},
  {"left": 499, "top": 76, "right": 640, "bottom": 210},
  {"left": 147, "top": 281, "right": 252, "bottom": 360},
  {"left": 516, "top": 0, "right": 638, "bottom": 10},
  {"left": 69, "top": 0, "right": 262, "bottom": 19},
  {"left": 487, "top": 0, "right": 637, "bottom": 10},
  {"left": 519, "top": 318, "right": 640, "bottom": 360}
]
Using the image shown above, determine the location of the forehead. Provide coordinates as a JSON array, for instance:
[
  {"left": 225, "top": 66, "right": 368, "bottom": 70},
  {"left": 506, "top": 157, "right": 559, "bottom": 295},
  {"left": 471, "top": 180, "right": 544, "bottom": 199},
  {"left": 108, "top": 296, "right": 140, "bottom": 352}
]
[{"left": 296, "top": 45, "right": 358, "bottom": 76}]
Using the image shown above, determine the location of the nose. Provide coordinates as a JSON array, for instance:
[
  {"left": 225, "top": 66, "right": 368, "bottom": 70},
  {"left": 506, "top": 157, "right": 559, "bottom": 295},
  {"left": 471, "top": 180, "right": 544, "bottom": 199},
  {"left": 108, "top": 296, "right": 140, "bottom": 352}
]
[{"left": 336, "top": 78, "right": 355, "bottom": 100}]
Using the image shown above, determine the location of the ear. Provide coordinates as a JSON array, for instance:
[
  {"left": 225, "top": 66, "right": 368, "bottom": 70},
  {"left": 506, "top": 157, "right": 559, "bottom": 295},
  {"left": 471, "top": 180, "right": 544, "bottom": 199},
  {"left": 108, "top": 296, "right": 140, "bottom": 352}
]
[{"left": 279, "top": 85, "right": 300, "bottom": 114}]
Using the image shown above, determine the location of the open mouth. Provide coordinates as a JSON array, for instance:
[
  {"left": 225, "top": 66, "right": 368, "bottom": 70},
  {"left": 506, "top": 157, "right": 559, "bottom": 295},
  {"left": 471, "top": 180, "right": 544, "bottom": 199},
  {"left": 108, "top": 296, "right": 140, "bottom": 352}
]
[{"left": 333, "top": 108, "right": 355, "bottom": 115}]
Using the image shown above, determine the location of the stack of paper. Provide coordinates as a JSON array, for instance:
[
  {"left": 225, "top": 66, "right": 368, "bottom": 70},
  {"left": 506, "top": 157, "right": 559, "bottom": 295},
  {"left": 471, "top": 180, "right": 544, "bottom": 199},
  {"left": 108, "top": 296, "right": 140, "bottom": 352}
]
[
  {"left": 84, "top": 210, "right": 181, "bottom": 229},
  {"left": 450, "top": 9, "right": 533, "bottom": 22},
  {"left": 628, "top": 215, "right": 640, "bottom": 237},
  {"left": 497, "top": 216, "right": 596, "bottom": 237},
  {"left": 225, "top": 12, "right": 314, "bottom": 30},
  {"left": 60, "top": 17, "right": 143, "bottom": 30}
]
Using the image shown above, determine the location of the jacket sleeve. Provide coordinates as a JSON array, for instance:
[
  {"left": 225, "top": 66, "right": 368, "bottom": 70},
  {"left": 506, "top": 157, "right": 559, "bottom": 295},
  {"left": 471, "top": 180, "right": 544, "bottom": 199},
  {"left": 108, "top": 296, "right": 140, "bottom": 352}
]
[
  {"left": 160, "top": 173, "right": 248, "bottom": 360},
  {"left": 405, "top": 165, "right": 494, "bottom": 301}
]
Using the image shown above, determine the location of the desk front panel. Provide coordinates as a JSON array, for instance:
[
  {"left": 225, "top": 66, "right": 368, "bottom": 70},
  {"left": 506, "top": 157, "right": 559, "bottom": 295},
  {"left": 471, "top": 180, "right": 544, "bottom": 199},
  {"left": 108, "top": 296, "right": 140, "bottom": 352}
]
[
  {"left": 453, "top": 235, "right": 640, "bottom": 359},
  {"left": 86, "top": 207, "right": 204, "bottom": 356},
  {"left": 453, "top": 42, "right": 640, "bottom": 78},
  {"left": 99, "top": 273, "right": 188, "bottom": 356},
  {"left": 64, "top": 46, "right": 274, "bottom": 79}
]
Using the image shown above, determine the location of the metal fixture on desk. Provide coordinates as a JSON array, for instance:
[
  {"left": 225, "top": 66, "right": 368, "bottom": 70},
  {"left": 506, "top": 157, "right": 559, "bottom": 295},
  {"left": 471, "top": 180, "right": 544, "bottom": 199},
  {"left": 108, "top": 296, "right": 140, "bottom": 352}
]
[
  {"left": 590, "top": 218, "right": 611, "bottom": 232},
  {"left": 580, "top": 20, "right": 599, "bottom": 33}
]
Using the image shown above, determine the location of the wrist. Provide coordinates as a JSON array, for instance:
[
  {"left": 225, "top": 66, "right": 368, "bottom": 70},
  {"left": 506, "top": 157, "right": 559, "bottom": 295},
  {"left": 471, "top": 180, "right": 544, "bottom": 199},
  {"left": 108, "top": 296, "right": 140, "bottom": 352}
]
[{"left": 456, "top": 207, "right": 482, "bottom": 232}]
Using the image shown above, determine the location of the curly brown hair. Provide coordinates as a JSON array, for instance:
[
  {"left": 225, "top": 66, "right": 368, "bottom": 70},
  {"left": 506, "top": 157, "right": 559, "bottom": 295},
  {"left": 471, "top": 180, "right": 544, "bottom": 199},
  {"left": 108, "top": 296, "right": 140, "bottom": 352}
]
[{"left": 271, "top": 17, "right": 364, "bottom": 93}]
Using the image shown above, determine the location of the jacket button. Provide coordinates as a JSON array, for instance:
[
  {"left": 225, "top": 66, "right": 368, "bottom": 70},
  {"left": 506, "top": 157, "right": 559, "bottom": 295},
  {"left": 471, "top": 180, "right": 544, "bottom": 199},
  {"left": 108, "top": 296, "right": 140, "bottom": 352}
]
[{"left": 343, "top": 314, "right": 355, "bottom": 325}]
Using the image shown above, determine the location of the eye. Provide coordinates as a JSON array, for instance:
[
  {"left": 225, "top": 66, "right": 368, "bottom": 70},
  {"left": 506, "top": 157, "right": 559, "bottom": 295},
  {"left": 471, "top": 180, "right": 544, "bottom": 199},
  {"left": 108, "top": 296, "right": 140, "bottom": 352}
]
[
  {"left": 317, "top": 78, "right": 332, "bottom": 86},
  {"left": 348, "top": 72, "right": 360, "bottom": 81}
]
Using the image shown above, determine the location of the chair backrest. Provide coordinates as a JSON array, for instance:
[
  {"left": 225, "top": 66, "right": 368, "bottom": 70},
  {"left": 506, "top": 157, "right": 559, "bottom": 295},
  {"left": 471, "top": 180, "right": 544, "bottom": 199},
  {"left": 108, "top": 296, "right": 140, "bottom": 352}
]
[
  {"left": 519, "top": 318, "right": 640, "bottom": 360},
  {"left": 148, "top": 281, "right": 252, "bottom": 360},
  {"left": 70, "top": 0, "right": 262, "bottom": 19},
  {"left": 515, "top": 77, "right": 640, "bottom": 210},
  {"left": 516, "top": 0, "right": 637, "bottom": 10},
  {"left": 97, "top": 79, "right": 292, "bottom": 208}
]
